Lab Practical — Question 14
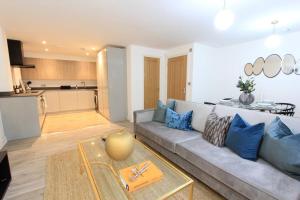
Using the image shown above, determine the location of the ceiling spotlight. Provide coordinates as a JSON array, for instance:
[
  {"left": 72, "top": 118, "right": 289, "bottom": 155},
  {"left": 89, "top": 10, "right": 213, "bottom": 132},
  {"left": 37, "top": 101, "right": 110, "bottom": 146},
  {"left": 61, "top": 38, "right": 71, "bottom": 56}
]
[
  {"left": 265, "top": 20, "right": 281, "bottom": 49},
  {"left": 44, "top": 48, "right": 49, "bottom": 52},
  {"left": 86, "top": 52, "right": 90, "bottom": 56},
  {"left": 91, "top": 47, "right": 96, "bottom": 51},
  {"left": 42, "top": 40, "right": 47, "bottom": 44},
  {"left": 214, "top": 0, "right": 235, "bottom": 31}
]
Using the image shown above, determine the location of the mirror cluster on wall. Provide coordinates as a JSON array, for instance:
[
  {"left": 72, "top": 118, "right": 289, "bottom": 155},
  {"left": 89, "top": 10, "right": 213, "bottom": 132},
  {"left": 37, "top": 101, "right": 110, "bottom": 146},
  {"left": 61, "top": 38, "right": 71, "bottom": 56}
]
[{"left": 244, "top": 54, "right": 300, "bottom": 78}]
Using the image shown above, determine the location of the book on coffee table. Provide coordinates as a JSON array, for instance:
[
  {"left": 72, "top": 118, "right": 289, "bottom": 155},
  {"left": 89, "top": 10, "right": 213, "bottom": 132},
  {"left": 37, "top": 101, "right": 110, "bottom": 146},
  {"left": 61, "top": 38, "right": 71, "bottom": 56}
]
[{"left": 119, "top": 160, "right": 163, "bottom": 192}]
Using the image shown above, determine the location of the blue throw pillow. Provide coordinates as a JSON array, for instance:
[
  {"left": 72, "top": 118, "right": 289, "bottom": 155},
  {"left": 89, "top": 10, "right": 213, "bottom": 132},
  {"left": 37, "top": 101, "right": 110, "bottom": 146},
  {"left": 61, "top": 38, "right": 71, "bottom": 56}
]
[
  {"left": 259, "top": 117, "right": 300, "bottom": 180},
  {"left": 165, "top": 108, "right": 193, "bottom": 131},
  {"left": 152, "top": 100, "right": 175, "bottom": 123},
  {"left": 225, "top": 114, "right": 265, "bottom": 161}
]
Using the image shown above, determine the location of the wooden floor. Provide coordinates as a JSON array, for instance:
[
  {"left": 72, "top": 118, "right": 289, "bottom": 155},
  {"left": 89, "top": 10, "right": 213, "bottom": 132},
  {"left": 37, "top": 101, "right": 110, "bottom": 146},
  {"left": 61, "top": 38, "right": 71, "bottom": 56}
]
[
  {"left": 3, "top": 111, "right": 222, "bottom": 200},
  {"left": 42, "top": 111, "right": 109, "bottom": 134}
]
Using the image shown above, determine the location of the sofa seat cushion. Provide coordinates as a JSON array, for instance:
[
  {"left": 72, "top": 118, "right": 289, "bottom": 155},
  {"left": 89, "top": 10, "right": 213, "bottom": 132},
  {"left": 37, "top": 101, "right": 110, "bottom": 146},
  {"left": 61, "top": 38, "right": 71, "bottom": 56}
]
[
  {"left": 176, "top": 136, "right": 300, "bottom": 200},
  {"left": 135, "top": 121, "right": 200, "bottom": 153}
]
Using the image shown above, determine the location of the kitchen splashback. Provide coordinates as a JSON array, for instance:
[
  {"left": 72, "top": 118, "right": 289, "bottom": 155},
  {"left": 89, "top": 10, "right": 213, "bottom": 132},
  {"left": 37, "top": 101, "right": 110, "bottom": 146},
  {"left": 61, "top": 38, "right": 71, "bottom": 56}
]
[{"left": 22, "top": 79, "right": 97, "bottom": 88}]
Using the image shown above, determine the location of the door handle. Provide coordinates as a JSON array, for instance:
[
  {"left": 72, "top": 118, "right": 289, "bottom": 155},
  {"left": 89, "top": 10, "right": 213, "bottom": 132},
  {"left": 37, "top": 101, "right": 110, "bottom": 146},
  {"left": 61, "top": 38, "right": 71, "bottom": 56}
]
[{"left": 183, "top": 87, "right": 186, "bottom": 94}]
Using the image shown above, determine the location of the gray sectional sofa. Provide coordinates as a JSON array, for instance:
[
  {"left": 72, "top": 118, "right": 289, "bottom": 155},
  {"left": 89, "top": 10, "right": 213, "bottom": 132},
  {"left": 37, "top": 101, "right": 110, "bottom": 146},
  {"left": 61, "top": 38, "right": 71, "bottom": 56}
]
[{"left": 134, "top": 100, "right": 300, "bottom": 200}]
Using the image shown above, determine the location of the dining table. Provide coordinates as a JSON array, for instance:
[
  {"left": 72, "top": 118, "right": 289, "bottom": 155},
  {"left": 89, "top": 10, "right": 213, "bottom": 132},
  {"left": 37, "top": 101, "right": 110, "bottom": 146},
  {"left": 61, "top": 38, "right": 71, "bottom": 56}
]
[{"left": 218, "top": 99, "right": 281, "bottom": 113}]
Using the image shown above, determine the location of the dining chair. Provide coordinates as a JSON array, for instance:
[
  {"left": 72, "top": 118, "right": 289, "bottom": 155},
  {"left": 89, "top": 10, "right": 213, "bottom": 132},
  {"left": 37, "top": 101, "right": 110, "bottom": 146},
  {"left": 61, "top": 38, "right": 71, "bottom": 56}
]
[
  {"left": 204, "top": 102, "right": 216, "bottom": 106},
  {"left": 270, "top": 103, "right": 296, "bottom": 116}
]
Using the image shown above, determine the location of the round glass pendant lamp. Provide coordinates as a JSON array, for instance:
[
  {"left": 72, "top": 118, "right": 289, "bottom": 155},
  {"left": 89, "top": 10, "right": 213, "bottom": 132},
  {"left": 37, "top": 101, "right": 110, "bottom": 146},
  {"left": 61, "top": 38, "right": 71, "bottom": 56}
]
[{"left": 214, "top": 0, "right": 235, "bottom": 30}]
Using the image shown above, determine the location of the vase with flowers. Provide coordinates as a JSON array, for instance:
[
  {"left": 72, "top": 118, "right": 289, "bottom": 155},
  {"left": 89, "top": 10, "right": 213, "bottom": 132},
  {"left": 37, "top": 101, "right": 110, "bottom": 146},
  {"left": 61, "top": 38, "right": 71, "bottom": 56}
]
[{"left": 236, "top": 76, "right": 255, "bottom": 105}]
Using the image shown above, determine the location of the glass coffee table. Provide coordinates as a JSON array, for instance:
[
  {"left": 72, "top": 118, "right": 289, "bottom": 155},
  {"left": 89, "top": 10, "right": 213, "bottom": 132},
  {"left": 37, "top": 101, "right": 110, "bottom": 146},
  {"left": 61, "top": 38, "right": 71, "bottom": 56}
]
[{"left": 78, "top": 133, "right": 194, "bottom": 200}]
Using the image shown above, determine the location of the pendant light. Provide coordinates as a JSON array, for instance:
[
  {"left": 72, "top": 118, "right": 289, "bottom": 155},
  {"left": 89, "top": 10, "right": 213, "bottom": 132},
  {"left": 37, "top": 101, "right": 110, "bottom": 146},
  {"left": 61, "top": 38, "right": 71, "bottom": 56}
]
[
  {"left": 214, "top": 0, "right": 235, "bottom": 31},
  {"left": 265, "top": 20, "right": 281, "bottom": 49}
]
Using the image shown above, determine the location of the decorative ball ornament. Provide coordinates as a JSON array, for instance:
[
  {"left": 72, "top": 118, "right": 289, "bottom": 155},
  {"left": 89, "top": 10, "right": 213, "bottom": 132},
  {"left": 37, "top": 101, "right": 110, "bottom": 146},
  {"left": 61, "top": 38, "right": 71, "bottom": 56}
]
[{"left": 105, "top": 131, "right": 134, "bottom": 161}]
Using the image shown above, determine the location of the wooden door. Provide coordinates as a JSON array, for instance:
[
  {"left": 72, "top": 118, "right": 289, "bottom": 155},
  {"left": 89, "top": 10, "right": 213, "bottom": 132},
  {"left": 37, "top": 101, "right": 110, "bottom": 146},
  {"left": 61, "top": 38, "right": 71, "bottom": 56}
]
[
  {"left": 167, "top": 55, "right": 187, "bottom": 100},
  {"left": 144, "top": 57, "right": 160, "bottom": 109}
]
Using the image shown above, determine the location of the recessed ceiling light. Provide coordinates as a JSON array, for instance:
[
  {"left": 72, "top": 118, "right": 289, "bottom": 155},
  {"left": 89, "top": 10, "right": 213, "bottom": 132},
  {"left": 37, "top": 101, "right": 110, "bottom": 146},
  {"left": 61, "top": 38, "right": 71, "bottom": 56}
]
[
  {"left": 42, "top": 40, "right": 47, "bottom": 44},
  {"left": 44, "top": 48, "right": 49, "bottom": 52},
  {"left": 91, "top": 47, "right": 96, "bottom": 51},
  {"left": 86, "top": 52, "right": 90, "bottom": 56}
]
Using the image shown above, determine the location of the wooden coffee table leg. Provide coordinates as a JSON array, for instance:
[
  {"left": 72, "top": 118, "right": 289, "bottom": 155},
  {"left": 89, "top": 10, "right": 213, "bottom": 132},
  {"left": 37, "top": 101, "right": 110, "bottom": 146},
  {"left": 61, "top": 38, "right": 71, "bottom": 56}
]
[{"left": 189, "top": 183, "right": 194, "bottom": 200}]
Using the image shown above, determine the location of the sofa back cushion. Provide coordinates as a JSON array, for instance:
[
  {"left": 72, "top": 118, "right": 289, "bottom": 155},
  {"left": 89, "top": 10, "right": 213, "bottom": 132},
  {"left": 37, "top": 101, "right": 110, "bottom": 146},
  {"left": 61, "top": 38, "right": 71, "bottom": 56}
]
[
  {"left": 168, "top": 99, "right": 214, "bottom": 133},
  {"left": 214, "top": 105, "right": 300, "bottom": 134}
]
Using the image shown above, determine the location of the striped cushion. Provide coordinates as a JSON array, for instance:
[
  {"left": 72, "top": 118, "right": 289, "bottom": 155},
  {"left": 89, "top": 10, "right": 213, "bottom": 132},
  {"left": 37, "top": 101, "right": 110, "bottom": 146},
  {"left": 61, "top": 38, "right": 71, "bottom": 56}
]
[{"left": 203, "top": 112, "right": 231, "bottom": 147}]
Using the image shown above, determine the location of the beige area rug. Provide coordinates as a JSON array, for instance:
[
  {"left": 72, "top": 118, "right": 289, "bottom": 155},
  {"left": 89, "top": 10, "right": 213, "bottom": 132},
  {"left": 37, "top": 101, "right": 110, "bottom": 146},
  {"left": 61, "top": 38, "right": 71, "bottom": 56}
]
[
  {"left": 42, "top": 111, "right": 109, "bottom": 134},
  {"left": 44, "top": 150, "right": 224, "bottom": 200}
]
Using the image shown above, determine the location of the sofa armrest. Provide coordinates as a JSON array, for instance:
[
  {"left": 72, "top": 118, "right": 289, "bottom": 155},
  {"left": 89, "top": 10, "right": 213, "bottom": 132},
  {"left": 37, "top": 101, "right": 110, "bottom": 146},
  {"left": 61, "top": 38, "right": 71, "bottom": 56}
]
[{"left": 134, "top": 109, "right": 155, "bottom": 124}]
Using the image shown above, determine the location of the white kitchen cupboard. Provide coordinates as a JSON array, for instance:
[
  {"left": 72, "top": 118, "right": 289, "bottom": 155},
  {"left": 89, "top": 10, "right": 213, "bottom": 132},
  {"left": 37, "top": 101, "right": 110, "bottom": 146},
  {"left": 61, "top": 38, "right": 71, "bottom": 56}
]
[
  {"left": 97, "top": 47, "right": 127, "bottom": 122},
  {"left": 59, "top": 91, "right": 78, "bottom": 111},
  {"left": 44, "top": 90, "right": 60, "bottom": 112},
  {"left": 44, "top": 90, "right": 95, "bottom": 113},
  {"left": 77, "top": 90, "right": 95, "bottom": 110}
]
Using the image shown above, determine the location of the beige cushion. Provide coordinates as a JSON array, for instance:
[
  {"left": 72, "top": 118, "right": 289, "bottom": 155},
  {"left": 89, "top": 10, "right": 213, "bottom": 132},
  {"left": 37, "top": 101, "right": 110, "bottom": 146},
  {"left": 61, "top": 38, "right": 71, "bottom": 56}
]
[{"left": 173, "top": 100, "right": 214, "bottom": 132}]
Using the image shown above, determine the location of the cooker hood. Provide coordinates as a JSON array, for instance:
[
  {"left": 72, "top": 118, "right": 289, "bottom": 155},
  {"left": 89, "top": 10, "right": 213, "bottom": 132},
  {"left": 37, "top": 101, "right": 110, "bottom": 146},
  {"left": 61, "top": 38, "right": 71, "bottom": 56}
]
[{"left": 7, "top": 39, "right": 35, "bottom": 68}]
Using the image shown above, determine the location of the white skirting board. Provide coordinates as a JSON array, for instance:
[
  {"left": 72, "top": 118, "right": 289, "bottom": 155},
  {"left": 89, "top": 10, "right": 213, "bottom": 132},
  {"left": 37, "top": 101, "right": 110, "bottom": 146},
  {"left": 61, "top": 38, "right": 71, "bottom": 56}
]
[{"left": 0, "top": 112, "right": 7, "bottom": 149}]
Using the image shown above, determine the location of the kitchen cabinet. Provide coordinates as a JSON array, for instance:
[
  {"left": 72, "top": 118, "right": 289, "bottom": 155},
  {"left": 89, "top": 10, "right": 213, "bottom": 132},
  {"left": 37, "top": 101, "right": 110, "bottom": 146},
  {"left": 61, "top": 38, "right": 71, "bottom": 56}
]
[
  {"left": 77, "top": 90, "right": 95, "bottom": 110},
  {"left": 44, "top": 90, "right": 95, "bottom": 113},
  {"left": 97, "top": 47, "right": 127, "bottom": 122},
  {"left": 21, "top": 58, "right": 96, "bottom": 80},
  {"left": 58, "top": 91, "right": 78, "bottom": 111},
  {"left": 44, "top": 91, "right": 60, "bottom": 113},
  {"left": 0, "top": 95, "right": 42, "bottom": 140}
]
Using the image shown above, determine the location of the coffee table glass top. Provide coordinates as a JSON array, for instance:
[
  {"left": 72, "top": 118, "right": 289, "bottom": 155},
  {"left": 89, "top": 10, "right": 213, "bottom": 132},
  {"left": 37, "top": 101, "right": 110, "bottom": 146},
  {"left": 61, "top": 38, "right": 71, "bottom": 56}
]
[{"left": 78, "top": 135, "right": 193, "bottom": 200}]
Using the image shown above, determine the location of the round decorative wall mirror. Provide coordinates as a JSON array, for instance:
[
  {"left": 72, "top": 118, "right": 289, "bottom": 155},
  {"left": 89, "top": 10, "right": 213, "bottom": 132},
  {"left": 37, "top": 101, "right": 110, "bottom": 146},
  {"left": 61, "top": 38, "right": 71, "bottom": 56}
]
[
  {"left": 263, "top": 54, "right": 282, "bottom": 78},
  {"left": 244, "top": 63, "right": 253, "bottom": 76},
  {"left": 281, "top": 54, "right": 296, "bottom": 75},
  {"left": 295, "top": 59, "right": 300, "bottom": 75},
  {"left": 253, "top": 57, "right": 264, "bottom": 75}
]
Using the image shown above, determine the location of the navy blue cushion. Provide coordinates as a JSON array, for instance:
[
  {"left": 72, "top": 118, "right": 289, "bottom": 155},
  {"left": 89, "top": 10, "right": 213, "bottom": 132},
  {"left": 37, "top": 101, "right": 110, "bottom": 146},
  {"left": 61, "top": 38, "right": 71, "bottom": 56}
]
[
  {"left": 225, "top": 114, "right": 265, "bottom": 161},
  {"left": 152, "top": 100, "right": 175, "bottom": 123},
  {"left": 259, "top": 117, "right": 300, "bottom": 180},
  {"left": 165, "top": 108, "right": 193, "bottom": 131}
]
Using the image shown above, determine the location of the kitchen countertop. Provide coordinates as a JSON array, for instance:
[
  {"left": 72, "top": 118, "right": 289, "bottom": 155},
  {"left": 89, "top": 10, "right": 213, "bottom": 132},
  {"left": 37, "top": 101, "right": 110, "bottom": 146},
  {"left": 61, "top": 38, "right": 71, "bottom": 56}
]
[
  {"left": 0, "top": 90, "right": 45, "bottom": 98},
  {"left": 0, "top": 86, "right": 97, "bottom": 98},
  {"left": 31, "top": 86, "right": 97, "bottom": 90}
]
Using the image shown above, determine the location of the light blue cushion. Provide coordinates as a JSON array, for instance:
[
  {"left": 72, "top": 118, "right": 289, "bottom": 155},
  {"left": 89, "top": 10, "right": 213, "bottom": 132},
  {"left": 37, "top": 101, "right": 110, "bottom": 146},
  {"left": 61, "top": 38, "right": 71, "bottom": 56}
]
[
  {"left": 259, "top": 117, "right": 300, "bottom": 180},
  {"left": 266, "top": 116, "right": 293, "bottom": 138},
  {"left": 152, "top": 100, "right": 175, "bottom": 123},
  {"left": 165, "top": 108, "right": 193, "bottom": 131},
  {"left": 225, "top": 114, "right": 265, "bottom": 161}
]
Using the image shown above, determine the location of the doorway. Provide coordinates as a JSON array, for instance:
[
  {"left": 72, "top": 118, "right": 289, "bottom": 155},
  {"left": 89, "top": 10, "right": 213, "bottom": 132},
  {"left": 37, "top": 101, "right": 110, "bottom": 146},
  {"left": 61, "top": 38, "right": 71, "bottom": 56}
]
[
  {"left": 144, "top": 57, "right": 160, "bottom": 109},
  {"left": 167, "top": 55, "right": 187, "bottom": 100}
]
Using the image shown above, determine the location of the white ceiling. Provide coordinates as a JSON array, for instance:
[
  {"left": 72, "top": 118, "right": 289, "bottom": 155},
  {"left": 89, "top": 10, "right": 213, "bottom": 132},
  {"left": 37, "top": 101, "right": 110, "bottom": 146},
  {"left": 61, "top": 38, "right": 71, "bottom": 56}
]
[{"left": 1, "top": 0, "right": 300, "bottom": 57}]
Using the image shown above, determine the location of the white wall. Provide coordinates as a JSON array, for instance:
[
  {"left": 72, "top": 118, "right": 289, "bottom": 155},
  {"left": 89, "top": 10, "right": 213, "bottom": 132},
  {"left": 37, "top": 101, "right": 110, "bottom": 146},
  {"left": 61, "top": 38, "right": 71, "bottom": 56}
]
[
  {"left": 0, "top": 26, "right": 13, "bottom": 92},
  {"left": 193, "top": 31, "right": 300, "bottom": 117},
  {"left": 0, "top": 112, "right": 7, "bottom": 149},
  {"left": 127, "top": 45, "right": 166, "bottom": 121}
]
